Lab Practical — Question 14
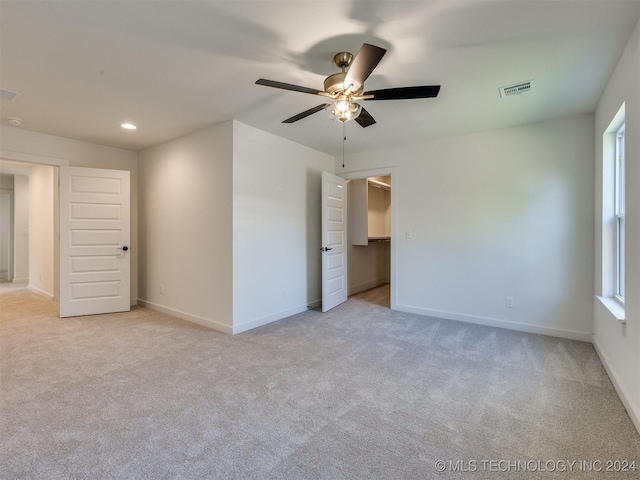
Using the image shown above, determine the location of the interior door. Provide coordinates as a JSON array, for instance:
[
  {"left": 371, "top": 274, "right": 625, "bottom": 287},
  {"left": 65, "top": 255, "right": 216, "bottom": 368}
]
[
  {"left": 59, "top": 166, "right": 130, "bottom": 317},
  {"left": 321, "top": 171, "right": 347, "bottom": 312}
]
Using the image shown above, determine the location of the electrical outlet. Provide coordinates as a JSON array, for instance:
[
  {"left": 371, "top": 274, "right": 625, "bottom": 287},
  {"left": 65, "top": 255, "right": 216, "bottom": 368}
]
[
  {"left": 405, "top": 230, "right": 413, "bottom": 239},
  {"left": 505, "top": 297, "right": 514, "bottom": 308},
  {"left": 281, "top": 289, "right": 287, "bottom": 299},
  {"left": 160, "top": 286, "right": 164, "bottom": 295}
]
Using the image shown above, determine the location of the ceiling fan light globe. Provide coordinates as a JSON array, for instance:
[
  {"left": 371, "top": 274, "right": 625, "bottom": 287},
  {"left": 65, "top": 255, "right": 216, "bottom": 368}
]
[
  {"left": 325, "top": 100, "right": 361, "bottom": 123},
  {"left": 349, "top": 102, "right": 362, "bottom": 118},
  {"left": 335, "top": 97, "right": 350, "bottom": 113}
]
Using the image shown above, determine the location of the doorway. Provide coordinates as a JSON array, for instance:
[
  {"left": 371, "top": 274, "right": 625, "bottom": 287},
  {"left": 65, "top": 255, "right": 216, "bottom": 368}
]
[
  {"left": 341, "top": 167, "right": 397, "bottom": 310},
  {"left": 0, "top": 191, "right": 11, "bottom": 282},
  {"left": 1, "top": 150, "right": 132, "bottom": 318},
  {"left": 0, "top": 159, "right": 58, "bottom": 299}
]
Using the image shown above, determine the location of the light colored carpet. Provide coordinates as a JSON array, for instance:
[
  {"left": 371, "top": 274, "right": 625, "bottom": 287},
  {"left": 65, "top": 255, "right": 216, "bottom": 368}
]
[
  {"left": 0, "top": 281, "right": 30, "bottom": 294},
  {"left": 1, "top": 285, "right": 639, "bottom": 479}
]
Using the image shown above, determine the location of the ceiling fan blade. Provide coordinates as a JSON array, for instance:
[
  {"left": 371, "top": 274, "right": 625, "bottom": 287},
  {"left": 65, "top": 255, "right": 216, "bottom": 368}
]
[
  {"left": 256, "top": 79, "right": 323, "bottom": 95},
  {"left": 355, "top": 107, "right": 376, "bottom": 128},
  {"left": 364, "top": 85, "right": 441, "bottom": 100},
  {"left": 344, "top": 44, "right": 387, "bottom": 91},
  {"left": 282, "top": 104, "right": 329, "bottom": 123}
]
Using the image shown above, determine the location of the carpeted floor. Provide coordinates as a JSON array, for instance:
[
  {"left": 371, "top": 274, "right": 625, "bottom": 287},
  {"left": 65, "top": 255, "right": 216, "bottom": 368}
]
[{"left": 1, "top": 285, "right": 639, "bottom": 479}]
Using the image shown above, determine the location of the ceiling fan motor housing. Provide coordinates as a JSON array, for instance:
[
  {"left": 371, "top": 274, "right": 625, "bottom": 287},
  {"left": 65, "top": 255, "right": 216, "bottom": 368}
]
[
  {"left": 324, "top": 73, "right": 347, "bottom": 94},
  {"left": 324, "top": 72, "right": 365, "bottom": 95}
]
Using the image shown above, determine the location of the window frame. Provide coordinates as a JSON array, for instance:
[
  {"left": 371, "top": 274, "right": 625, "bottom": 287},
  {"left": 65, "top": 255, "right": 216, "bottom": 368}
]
[{"left": 614, "top": 124, "right": 625, "bottom": 304}]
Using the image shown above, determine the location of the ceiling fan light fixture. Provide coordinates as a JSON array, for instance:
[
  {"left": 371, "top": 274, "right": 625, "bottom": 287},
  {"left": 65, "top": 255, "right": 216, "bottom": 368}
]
[
  {"left": 325, "top": 97, "right": 361, "bottom": 122},
  {"left": 255, "top": 43, "right": 440, "bottom": 127}
]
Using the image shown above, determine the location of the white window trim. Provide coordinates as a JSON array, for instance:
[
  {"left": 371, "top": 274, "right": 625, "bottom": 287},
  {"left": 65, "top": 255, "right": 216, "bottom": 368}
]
[
  {"left": 599, "top": 103, "right": 625, "bottom": 321},
  {"left": 597, "top": 296, "right": 626, "bottom": 323},
  {"left": 614, "top": 124, "right": 625, "bottom": 304}
]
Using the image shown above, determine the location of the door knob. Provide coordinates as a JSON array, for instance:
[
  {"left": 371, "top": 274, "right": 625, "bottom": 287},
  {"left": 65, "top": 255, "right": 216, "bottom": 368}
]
[
  {"left": 121, "top": 246, "right": 129, "bottom": 251},
  {"left": 320, "top": 247, "right": 333, "bottom": 252}
]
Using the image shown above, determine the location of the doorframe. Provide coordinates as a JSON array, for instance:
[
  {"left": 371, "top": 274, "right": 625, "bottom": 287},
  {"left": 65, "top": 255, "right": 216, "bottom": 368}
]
[
  {"left": 340, "top": 166, "right": 397, "bottom": 311},
  {"left": 1, "top": 150, "right": 69, "bottom": 168},
  {"left": 1, "top": 149, "right": 68, "bottom": 303}
]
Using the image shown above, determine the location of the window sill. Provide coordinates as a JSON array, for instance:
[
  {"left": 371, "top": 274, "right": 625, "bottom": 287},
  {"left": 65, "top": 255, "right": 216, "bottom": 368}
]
[{"left": 597, "top": 296, "right": 626, "bottom": 323}]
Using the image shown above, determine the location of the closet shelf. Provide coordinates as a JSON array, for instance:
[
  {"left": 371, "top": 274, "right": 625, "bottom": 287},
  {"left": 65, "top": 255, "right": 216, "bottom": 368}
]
[
  {"left": 368, "top": 236, "right": 390, "bottom": 242},
  {"left": 368, "top": 178, "right": 391, "bottom": 190}
]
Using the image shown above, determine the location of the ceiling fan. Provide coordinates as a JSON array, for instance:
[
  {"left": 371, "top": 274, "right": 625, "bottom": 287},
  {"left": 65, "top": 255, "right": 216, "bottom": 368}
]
[{"left": 256, "top": 43, "right": 440, "bottom": 127}]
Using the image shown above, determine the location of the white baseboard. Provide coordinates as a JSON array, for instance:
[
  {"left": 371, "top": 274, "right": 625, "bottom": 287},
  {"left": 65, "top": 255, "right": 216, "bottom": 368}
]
[
  {"left": 593, "top": 339, "right": 640, "bottom": 435},
  {"left": 233, "top": 304, "right": 309, "bottom": 335},
  {"left": 307, "top": 299, "right": 321, "bottom": 309},
  {"left": 12, "top": 278, "right": 28, "bottom": 284},
  {"left": 137, "top": 299, "right": 232, "bottom": 334},
  {"left": 137, "top": 300, "right": 310, "bottom": 335},
  {"left": 394, "top": 303, "right": 593, "bottom": 343},
  {"left": 28, "top": 285, "right": 54, "bottom": 301},
  {"left": 348, "top": 277, "right": 387, "bottom": 296}
]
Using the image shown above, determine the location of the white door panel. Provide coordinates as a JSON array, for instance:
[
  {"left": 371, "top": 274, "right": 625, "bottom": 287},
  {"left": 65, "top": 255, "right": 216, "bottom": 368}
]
[
  {"left": 321, "top": 171, "right": 347, "bottom": 312},
  {"left": 60, "top": 166, "right": 130, "bottom": 317}
]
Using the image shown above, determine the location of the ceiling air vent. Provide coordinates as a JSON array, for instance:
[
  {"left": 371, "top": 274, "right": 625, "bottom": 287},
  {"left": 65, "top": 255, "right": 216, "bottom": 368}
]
[
  {"left": 0, "top": 88, "right": 21, "bottom": 102},
  {"left": 499, "top": 80, "right": 535, "bottom": 98}
]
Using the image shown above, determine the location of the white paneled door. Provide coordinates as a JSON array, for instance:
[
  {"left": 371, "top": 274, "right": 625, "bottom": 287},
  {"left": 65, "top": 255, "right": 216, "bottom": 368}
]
[
  {"left": 321, "top": 171, "right": 347, "bottom": 312},
  {"left": 59, "top": 166, "right": 130, "bottom": 317}
]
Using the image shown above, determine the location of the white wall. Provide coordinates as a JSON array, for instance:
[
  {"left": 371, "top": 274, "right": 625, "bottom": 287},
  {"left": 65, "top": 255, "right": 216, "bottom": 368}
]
[
  {"left": 138, "top": 120, "right": 333, "bottom": 333},
  {"left": 0, "top": 125, "right": 139, "bottom": 301},
  {"left": 367, "top": 184, "right": 390, "bottom": 238},
  {"left": 348, "top": 241, "right": 389, "bottom": 295},
  {"left": 340, "top": 114, "right": 595, "bottom": 342},
  {"left": 13, "top": 175, "right": 29, "bottom": 282},
  {"left": 138, "top": 122, "right": 234, "bottom": 332},
  {"left": 0, "top": 175, "right": 14, "bottom": 189},
  {"left": 593, "top": 18, "right": 640, "bottom": 433},
  {"left": 232, "top": 121, "right": 334, "bottom": 333},
  {"left": 29, "top": 165, "right": 55, "bottom": 298}
]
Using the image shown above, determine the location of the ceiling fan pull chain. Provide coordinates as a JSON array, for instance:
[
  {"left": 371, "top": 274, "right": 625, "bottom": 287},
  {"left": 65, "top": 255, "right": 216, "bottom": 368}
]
[{"left": 342, "top": 122, "right": 346, "bottom": 168}]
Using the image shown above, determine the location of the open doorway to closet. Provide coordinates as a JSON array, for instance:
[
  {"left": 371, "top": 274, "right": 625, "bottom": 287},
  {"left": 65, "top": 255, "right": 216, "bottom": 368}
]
[
  {"left": 347, "top": 176, "right": 391, "bottom": 307},
  {"left": 342, "top": 167, "right": 396, "bottom": 310}
]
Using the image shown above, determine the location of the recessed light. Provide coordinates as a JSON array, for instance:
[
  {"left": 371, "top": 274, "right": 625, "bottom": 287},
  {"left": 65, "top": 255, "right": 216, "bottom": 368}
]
[{"left": 121, "top": 123, "right": 137, "bottom": 130}]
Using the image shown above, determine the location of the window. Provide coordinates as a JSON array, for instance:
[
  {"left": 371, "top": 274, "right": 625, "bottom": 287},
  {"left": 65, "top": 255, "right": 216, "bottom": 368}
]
[
  {"left": 599, "top": 104, "right": 625, "bottom": 320},
  {"left": 615, "top": 124, "right": 625, "bottom": 302}
]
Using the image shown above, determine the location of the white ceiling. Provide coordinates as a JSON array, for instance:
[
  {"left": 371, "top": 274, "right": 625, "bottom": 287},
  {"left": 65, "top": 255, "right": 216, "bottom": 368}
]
[{"left": 1, "top": 0, "right": 639, "bottom": 157}]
